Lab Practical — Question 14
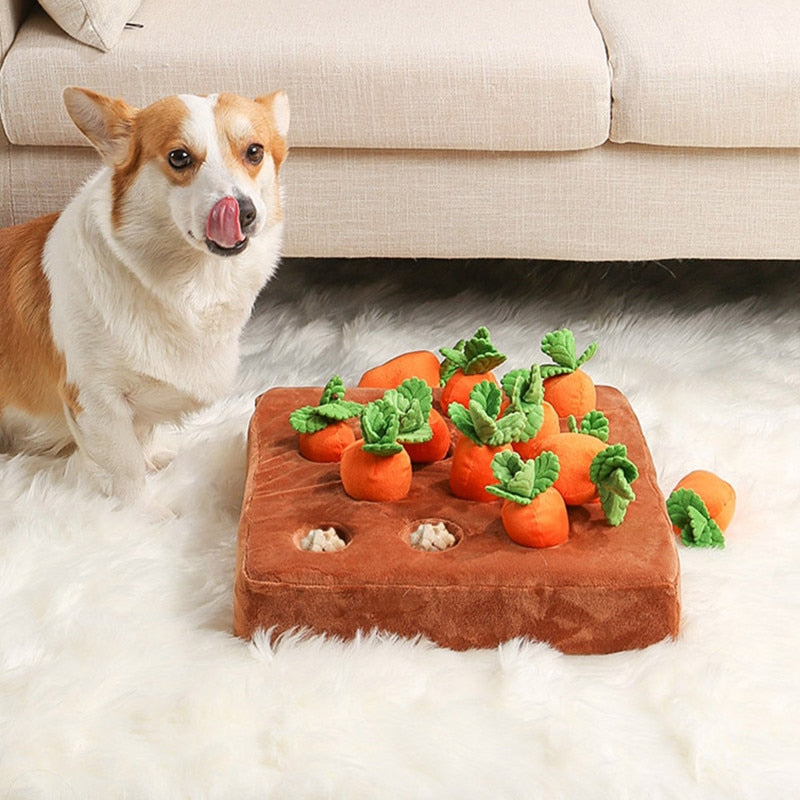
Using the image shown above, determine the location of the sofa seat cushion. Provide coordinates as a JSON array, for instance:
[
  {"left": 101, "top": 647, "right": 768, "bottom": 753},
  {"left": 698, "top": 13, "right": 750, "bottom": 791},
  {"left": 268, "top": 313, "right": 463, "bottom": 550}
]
[
  {"left": 0, "top": 0, "right": 611, "bottom": 152},
  {"left": 591, "top": 0, "right": 800, "bottom": 147}
]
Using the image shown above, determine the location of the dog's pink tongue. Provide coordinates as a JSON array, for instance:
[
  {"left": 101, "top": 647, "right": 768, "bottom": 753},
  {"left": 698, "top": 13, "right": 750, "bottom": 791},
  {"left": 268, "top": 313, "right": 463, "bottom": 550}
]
[{"left": 206, "top": 196, "right": 244, "bottom": 249}]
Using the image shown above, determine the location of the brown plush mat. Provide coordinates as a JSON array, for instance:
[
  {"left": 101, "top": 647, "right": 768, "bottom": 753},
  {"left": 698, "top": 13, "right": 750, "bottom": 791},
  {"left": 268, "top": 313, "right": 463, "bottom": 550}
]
[{"left": 234, "top": 386, "right": 680, "bottom": 654}]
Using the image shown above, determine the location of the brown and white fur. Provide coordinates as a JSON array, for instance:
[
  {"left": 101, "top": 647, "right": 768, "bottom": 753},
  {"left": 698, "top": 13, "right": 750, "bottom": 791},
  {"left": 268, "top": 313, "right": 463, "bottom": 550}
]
[{"left": 0, "top": 88, "right": 289, "bottom": 503}]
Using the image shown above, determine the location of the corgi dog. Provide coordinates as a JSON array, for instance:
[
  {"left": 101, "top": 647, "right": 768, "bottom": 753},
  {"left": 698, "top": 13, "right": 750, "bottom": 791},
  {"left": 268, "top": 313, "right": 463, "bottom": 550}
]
[{"left": 0, "top": 87, "right": 289, "bottom": 502}]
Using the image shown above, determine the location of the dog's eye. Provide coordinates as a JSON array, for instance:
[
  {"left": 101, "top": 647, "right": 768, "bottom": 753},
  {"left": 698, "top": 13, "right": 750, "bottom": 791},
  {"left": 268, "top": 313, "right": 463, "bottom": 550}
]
[
  {"left": 245, "top": 144, "right": 264, "bottom": 166},
  {"left": 167, "top": 149, "right": 193, "bottom": 170}
]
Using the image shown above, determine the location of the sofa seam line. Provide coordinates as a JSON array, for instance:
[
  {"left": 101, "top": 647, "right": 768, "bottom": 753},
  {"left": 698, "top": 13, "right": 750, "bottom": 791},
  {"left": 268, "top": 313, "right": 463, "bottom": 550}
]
[{"left": 586, "top": 0, "right": 614, "bottom": 145}]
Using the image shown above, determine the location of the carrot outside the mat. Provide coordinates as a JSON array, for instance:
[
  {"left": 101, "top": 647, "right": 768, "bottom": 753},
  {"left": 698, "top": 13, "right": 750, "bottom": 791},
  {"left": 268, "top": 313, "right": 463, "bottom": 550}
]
[
  {"left": 289, "top": 376, "right": 363, "bottom": 462},
  {"left": 502, "top": 363, "right": 560, "bottom": 461},
  {"left": 340, "top": 398, "right": 413, "bottom": 501},
  {"left": 439, "top": 326, "right": 507, "bottom": 409},
  {"left": 487, "top": 450, "right": 569, "bottom": 548},
  {"left": 540, "top": 328, "right": 598, "bottom": 418},
  {"left": 382, "top": 377, "right": 450, "bottom": 463},
  {"left": 666, "top": 470, "right": 736, "bottom": 549},
  {"left": 358, "top": 349, "right": 442, "bottom": 389},
  {"left": 447, "top": 380, "right": 526, "bottom": 502},
  {"left": 672, "top": 470, "right": 736, "bottom": 531},
  {"left": 536, "top": 411, "right": 638, "bottom": 526}
]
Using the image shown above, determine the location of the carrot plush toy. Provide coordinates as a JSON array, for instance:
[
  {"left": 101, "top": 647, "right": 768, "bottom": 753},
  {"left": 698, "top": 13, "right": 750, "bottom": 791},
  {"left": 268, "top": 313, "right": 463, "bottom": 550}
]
[
  {"left": 537, "top": 411, "right": 638, "bottom": 526},
  {"left": 666, "top": 470, "right": 736, "bottom": 548},
  {"left": 447, "top": 380, "right": 526, "bottom": 502},
  {"left": 502, "top": 364, "right": 560, "bottom": 460},
  {"left": 340, "top": 398, "right": 413, "bottom": 502},
  {"left": 439, "top": 326, "right": 507, "bottom": 409},
  {"left": 289, "top": 376, "right": 363, "bottom": 462},
  {"left": 540, "top": 328, "right": 598, "bottom": 418},
  {"left": 358, "top": 350, "right": 441, "bottom": 389},
  {"left": 487, "top": 450, "right": 569, "bottom": 548},
  {"left": 384, "top": 378, "right": 451, "bottom": 463}
]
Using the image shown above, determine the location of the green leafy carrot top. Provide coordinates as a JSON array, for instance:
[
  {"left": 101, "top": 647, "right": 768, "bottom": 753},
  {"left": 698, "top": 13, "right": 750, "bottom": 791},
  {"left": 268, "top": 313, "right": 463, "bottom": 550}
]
[
  {"left": 501, "top": 364, "right": 545, "bottom": 442},
  {"left": 289, "top": 376, "right": 363, "bottom": 433},
  {"left": 590, "top": 444, "right": 638, "bottom": 526},
  {"left": 540, "top": 328, "right": 597, "bottom": 379},
  {"left": 567, "top": 410, "right": 609, "bottom": 442},
  {"left": 359, "top": 398, "right": 405, "bottom": 456},
  {"left": 440, "top": 326, "right": 507, "bottom": 383},
  {"left": 447, "top": 381, "right": 526, "bottom": 446},
  {"left": 487, "top": 450, "right": 560, "bottom": 505},
  {"left": 667, "top": 489, "right": 725, "bottom": 548},
  {"left": 382, "top": 378, "right": 434, "bottom": 445}
]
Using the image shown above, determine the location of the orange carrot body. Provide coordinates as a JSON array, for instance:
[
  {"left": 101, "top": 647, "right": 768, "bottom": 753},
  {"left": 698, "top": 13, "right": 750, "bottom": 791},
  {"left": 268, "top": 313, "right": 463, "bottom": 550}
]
[
  {"left": 512, "top": 401, "right": 560, "bottom": 461},
  {"left": 536, "top": 431, "right": 605, "bottom": 505},
  {"left": 449, "top": 436, "right": 509, "bottom": 502},
  {"left": 542, "top": 370, "right": 596, "bottom": 418},
  {"left": 501, "top": 488, "right": 569, "bottom": 548},
  {"left": 298, "top": 421, "right": 356, "bottom": 462},
  {"left": 403, "top": 408, "right": 451, "bottom": 463},
  {"left": 340, "top": 441, "right": 413, "bottom": 501},
  {"left": 358, "top": 350, "right": 441, "bottom": 389},
  {"left": 441, "top": 369, "right": 499, "bottom": 410},
  {"left": 672, "top": 470, "right": 736, "bottom": 533}
]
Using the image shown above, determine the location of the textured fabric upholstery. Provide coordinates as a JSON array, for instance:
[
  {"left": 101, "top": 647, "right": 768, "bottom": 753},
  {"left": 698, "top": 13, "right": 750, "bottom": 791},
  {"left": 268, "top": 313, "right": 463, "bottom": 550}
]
[
  {"left": 37, "top": 0, "right": 141, "bottom": 51},
  {"left": 0, "top": 0, "right": 32, "bottom": 60},
  {"left": 0, "top": 0, "right": 611, "bottom": 151},
  {"left": 7, "top": 143, "right": 800, "bottom": 260},
  {"left": 591, "top": 0, "right": 800, "bottom": 147}
]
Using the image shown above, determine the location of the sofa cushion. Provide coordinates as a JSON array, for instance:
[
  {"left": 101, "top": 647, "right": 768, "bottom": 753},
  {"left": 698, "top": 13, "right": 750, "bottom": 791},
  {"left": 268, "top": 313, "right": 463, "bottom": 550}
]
[
  {"left": 591, "top": 0, "right": 800, "bottom": 147},
  {"left": 0, "top": 0, "right": 610, "bottom": 152},
  {"left": 38, "top": 0, "right": 141, "bottom": 51}
]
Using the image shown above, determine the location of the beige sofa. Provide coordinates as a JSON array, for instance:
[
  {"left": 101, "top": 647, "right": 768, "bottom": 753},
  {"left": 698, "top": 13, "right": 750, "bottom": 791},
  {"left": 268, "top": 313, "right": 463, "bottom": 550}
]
[{"left": 2, "top": 0, "right": 800, "bottom": 260}]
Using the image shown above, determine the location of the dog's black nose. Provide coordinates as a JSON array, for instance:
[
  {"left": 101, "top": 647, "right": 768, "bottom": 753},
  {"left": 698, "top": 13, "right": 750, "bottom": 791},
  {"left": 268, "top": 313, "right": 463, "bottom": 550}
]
[{"left": 238, "top": 197, "right": 257, "bottom": 232}]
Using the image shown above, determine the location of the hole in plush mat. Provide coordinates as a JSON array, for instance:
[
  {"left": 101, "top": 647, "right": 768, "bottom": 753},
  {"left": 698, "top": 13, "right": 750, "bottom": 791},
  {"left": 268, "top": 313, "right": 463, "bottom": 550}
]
[
  {"left": 296, "top": 525, "right": 351, "bottom": 552},
  {"left": 404, "top": 519, "right": 462, "bottom": 552}
]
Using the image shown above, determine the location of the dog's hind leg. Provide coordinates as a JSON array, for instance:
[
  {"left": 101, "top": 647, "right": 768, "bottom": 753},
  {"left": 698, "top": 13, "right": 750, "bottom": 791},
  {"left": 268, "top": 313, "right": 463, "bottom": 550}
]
[{"left": 0, "top": 405, "right": 75, "bottom": 455}]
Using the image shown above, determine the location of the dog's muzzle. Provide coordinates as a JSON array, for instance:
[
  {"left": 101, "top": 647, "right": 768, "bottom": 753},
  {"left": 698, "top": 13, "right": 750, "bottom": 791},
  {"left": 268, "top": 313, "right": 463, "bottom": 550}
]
[{"left": 204, "top": 196, "right": 256, "bottom": 256}]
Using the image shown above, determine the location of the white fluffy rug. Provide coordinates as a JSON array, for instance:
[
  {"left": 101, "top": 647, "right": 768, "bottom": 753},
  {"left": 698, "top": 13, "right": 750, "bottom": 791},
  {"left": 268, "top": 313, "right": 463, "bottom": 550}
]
[{"left": 1, "top": 259, "right": 798, "bottom": 798}]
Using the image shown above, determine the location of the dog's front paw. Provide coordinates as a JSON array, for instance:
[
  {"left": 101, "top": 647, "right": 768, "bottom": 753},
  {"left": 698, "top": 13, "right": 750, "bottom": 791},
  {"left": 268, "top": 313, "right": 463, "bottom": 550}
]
[{"left": 111, "top": 470, "right": 147, "bottom": 505}]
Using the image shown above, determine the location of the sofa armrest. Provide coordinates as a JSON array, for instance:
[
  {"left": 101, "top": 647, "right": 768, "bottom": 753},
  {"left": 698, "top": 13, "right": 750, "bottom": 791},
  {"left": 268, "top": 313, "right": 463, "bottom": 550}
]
[
  {"left": 0, "top": 0, "right": 32, "bottom": 224},
  {"left": 0, "top": 120, "right": 10, "bottom": 226},
  {"left": 1, "top": 0, "right": 34, "bottom": 63},
  {"left": 0, "top": 0, "right": 28, "bottom": 226}
]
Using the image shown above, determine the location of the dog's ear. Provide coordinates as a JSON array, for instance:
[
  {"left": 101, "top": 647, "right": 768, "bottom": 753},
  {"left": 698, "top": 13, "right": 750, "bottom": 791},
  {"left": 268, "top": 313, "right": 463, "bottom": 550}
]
[
  {"left": 63, "top": 87, "right": 138, "bottom": 165},
  {"left": 256, "top": 90, "right": 290, "bottom": 139}
]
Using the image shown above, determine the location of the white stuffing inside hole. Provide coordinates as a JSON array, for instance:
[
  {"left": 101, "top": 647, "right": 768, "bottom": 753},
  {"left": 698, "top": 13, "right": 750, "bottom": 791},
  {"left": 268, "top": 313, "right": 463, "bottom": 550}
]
[
  {"left": 409, "top": 521, "right": 456, "bottom": 552},
  {"left": 300, "top": 527, "right": 347, "bottom": 552}
]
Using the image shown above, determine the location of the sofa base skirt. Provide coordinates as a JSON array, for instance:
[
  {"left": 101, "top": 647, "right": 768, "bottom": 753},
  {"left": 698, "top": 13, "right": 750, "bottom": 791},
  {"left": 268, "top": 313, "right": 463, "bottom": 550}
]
[{"left": 3, "top": 142, "right": 800, "bottom": 261}]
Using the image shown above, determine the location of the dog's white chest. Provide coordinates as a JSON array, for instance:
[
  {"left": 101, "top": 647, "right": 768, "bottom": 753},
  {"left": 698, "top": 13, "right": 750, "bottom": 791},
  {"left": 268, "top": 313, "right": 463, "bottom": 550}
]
[{"left": 125, "top": 329, "right": 242, "bottom": 406}]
